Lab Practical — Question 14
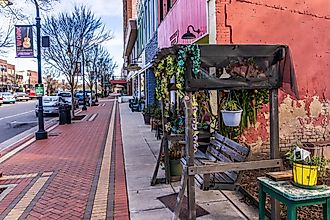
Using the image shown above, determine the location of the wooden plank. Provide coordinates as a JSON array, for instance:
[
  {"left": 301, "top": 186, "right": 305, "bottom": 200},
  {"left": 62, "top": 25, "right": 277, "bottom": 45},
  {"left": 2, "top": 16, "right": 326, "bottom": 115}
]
[
  {"left": 173, "top": 167, "right": 188, "bottom": 220},
  {"left": 184, "top": 91, "right": 196, "bottom": 220},
  {"left": 214, "top": 132, "right": 249, "bottom": 155},
  {"left": 210, "top": 139, "right": 246, "bottom": 162},
  {"left": 207, "top": 147, "right": 232, "bottom": 163},
  {"left": 189, "top": 159, "right": 282, "bottom": 175},
  {"left": 199, "top": 152, "right": 238, "bottom": 181},
  {"left": 266, "top": 170, "right": 292, "bottom": 181},
  {"left": 214, "top": 172, "right": 235, "bottom": 183},
  {"left": 151, "top": 137, "right": 164, "bottom": 186}
]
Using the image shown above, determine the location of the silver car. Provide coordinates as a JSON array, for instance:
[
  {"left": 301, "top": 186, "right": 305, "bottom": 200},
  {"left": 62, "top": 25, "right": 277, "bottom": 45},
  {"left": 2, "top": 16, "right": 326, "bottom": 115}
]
[
  {"left": 35, "top": 96, "right": 66, "bottom": 116},
  {"left": 0, "top": 92, "right": 16, "bottom": 104},
  {"left": 15, "top": 92, "right": 30, "bottom": 102},
  {"left": 57, "top": 91, "right": 78, "bottom": 108}
]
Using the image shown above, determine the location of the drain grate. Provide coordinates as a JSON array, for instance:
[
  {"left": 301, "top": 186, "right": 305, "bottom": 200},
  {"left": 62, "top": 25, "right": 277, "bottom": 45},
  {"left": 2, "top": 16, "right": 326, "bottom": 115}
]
[{"left": 157, "top": 193, "right": 210, "bottom": 219}]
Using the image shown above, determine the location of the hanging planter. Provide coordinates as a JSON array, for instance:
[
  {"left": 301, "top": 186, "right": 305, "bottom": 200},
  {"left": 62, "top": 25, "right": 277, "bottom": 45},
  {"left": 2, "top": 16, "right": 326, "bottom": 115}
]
[
  {"left": 221, "top": 109, "right": 243, "bottom": 127},
  {"left": 221, "top": 97, "right": 243, "bottom": 127}
]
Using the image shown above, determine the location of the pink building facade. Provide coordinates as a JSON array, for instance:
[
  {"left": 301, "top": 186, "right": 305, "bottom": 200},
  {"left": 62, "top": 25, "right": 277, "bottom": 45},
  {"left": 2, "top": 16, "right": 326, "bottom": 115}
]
[{"left": 157, "top": 0, "right": 208, "bottom": 48}]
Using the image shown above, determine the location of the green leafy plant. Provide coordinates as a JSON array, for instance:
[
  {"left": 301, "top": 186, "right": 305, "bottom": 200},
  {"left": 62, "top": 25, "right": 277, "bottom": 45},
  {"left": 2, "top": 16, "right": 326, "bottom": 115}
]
[
  {"left": 222, "top": 99, "right": 241, "bottom": 111},
  {"left": 285, "top": 146, "right": 329, "bottom": 177},
  {"left": 143, "top": 104, "right": 153, "bottom": 115}
]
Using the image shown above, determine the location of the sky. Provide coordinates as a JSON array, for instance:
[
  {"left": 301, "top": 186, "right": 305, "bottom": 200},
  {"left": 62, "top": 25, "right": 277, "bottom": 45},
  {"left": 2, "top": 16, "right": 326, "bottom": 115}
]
[{"left": 0, "top": 0, "right": 123, "bottom": 76}]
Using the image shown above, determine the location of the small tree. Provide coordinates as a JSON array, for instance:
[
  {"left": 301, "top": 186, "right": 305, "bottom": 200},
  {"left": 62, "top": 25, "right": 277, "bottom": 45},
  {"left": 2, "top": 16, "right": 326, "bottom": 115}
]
[
  {"left": 42, "top": 6, "right": 112, "bottom": 115},
  {"left": 85, "top": 45, "right": 116, "bottom": 96},
  {"left": 0, "top": 0, "right": 59, "bottom": 51}
]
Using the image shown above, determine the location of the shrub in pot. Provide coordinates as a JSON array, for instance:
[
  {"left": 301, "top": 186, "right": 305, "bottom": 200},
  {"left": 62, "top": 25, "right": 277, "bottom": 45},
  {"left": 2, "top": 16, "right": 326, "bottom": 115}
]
[{"left": 142, "top": 105, "right": 153, "bottom": 125}]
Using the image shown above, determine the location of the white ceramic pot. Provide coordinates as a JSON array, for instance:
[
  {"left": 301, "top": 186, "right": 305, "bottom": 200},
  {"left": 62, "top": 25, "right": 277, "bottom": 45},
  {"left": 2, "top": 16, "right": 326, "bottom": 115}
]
[{"left": 221, "top": 109, "right": 243, "bottom": 127}]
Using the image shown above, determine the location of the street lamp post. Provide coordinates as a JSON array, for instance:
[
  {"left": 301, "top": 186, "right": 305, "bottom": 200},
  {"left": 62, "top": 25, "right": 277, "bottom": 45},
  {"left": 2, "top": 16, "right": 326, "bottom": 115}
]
[
  {"left": 34, "top": 0, "right": 47, "bottom": 140},
  {"left": 81, "top": 50, "right": 87, "bottom": 110},
  {"left": 67, "top": 45, "right": 87, "bottom": 111},
  {"left": 94, "top": 67, "right": 98, "bottom": 103}
]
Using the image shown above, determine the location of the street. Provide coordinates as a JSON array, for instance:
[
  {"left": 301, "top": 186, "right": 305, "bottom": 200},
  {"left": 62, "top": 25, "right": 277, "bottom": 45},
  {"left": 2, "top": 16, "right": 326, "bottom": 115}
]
[{"left": 0, "top": 100, "right": 55, "bottom": 144}]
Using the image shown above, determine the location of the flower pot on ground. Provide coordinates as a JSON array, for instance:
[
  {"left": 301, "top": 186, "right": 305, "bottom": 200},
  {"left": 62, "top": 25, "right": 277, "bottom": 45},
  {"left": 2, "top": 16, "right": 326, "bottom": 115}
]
[
  {"left": 142, "top": 104, "right": 153, "bottom": 125},
  {"left": 170, "top": 159, "right": 182, "bottom": 176},
  {"left": 143, "top": 114, "right": 151, "bottom": 124},
  {"left": 221, "top": 99, "right": 242, "bottom": 127}
]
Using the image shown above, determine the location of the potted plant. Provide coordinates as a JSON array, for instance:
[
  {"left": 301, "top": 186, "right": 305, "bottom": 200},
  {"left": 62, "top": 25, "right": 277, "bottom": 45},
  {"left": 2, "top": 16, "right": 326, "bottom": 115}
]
[
  {"left": 286, "top": 144, "right": 329, "bottom": 187},
  {"left": 221, "top": 99, "right": 243, "bottom": 127},
  {"left": 150, "top": 104, "right": 162, "bottom": 130},
  {"left": 169, "top": 142, "right": 183, "bottom": 176},
  {"left": 160, "top": 141, "right": 183, "bottom": 176},
  {"left": 142, "top": 105, "right": 153, "bottom": 125}
]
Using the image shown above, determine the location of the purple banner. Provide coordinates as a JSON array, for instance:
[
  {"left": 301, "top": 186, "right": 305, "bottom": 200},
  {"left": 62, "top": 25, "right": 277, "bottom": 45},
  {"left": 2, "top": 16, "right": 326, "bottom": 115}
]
[{"left": 15, "top": 25, "right": 34, "bottom": 58}]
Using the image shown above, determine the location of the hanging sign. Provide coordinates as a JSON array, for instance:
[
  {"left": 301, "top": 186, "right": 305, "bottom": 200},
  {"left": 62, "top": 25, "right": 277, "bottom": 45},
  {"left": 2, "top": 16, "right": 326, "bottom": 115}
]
[
  {"left": 35, "top": 84, "right": 44, "bottom": 97},
  {"left": 15, "top": 25, "right": 34, "bottom": 58},
  {"left": 74, "top": 62, "right": 82, "bottom": 76}
]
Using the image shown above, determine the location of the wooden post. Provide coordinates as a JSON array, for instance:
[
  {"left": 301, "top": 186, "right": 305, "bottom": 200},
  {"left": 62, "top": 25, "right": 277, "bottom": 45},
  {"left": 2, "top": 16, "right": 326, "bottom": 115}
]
[
  {"left": 161, "top": 100, "right": 171, "bottom": 184},
  {"left": 185, "top": 92, "right": 196, "bottom": 219},
  {"left": 269, "top": 88, "right": 280, "bottom": 220},
  {"left": 217, "top": 90, "right": 221, "bottom": 132}
]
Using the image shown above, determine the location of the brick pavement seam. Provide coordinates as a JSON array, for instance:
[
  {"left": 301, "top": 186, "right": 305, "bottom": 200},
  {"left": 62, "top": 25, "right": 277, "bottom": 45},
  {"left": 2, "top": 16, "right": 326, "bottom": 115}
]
[
  {"left": 0, "top": 174, "right": 40, "bottom": 219},
  {"left": 83, "top": 101, "right": 114, "bottom": 220},
  {"left": 90, "top": 101, "right": 116, "bottom": 220},
  {"left": 107, "top": 113, "right": 116, "bottom": 220},
  {"left": 113, "top": 103, "right": 130, "bottom": 220},
  {"left": 19, "top": 171, "right": 56, "bottom": 220}
]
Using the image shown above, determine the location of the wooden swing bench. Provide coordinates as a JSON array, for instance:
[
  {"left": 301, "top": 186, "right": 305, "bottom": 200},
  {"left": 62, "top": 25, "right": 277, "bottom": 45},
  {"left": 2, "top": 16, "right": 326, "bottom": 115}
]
[{"left": 182, "top": 132, "right": 281, "bottom": 191}]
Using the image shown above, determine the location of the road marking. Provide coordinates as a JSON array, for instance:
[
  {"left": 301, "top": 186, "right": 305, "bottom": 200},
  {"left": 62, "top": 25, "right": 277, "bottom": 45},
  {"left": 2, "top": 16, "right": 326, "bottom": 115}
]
[
  {"left": 88, "top": 113, "right": 98, "bottom": 122},
  {"left": 0, "top": 110, "right": 34, "bottom": 121},
  {"left": 4, "top": 175, "right": 51, "bottom": 220},
  {"left": 0, "top": 173, "right": 39, "bottom": 180},
  {"left": 91, "top": 101, "right": 116, "bottom": 220}
]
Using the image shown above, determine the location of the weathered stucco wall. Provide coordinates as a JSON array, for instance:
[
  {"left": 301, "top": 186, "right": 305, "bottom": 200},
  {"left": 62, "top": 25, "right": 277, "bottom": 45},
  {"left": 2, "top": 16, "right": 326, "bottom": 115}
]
[{"left": 216, "top": 0, "right": 330, "bottom": 152}]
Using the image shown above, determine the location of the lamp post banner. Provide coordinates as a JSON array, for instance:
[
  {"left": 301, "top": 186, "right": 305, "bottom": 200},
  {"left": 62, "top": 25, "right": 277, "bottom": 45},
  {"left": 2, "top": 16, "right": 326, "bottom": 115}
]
[
  {"left": 74, "top": 62, "right": 82, "bottom": 76},
  {"left": 15, "top": 25, "right": 34, "bottom": 58}
]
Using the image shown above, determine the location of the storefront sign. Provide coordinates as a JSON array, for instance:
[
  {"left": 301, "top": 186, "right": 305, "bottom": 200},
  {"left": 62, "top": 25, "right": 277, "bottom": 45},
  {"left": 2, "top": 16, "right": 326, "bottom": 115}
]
[{"left": 15, "top": 25, "right": 34, "bottom": 58}]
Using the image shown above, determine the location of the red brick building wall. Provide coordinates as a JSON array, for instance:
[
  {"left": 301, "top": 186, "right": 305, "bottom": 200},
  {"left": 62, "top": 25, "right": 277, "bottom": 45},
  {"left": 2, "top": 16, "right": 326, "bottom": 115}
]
[
  {"left": 216, "top": 0, "right": 330, "bottom": 152},
  {"left": 27, "top": 70, "right": 38, "bottom": 86}
]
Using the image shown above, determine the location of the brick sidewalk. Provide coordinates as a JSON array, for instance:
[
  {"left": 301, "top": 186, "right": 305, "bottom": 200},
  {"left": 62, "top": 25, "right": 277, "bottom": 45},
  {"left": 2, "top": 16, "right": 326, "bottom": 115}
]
[{"left": 0, "top": 100, "right": 129, "bottom": 220}]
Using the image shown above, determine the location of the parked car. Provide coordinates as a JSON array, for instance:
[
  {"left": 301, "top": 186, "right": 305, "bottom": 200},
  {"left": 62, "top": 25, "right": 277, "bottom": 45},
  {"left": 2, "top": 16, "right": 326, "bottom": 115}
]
[
  {"left": 15, "top": 92, "right": 30, "bottom": 102},
  {"left": 57, "top": 91, "right": 78, "bottom": 108},
  {"left": 74, "top": 91, "right": 91, "bottom": 106},
  {"left": 26, "top": 90, "right": 37, "bottom": 99},
  {"left": 35, "top": 96, "right": 66, "bottom": 116},
  {"left": 0, "top": 96, "right": 3, "bottom": 106},
  {"left": 0, "top": 92, "right": 16, "bottom": 104}
]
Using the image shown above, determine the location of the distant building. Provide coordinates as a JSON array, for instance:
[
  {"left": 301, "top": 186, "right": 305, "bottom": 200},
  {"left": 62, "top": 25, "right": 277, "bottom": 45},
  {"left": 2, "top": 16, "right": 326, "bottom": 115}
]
[
  {"left": 0, "top": 59, "right": 17, "bottom": 92},
  {"left": 16, "top": 70, "right": 38, "bottom": 92}
]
